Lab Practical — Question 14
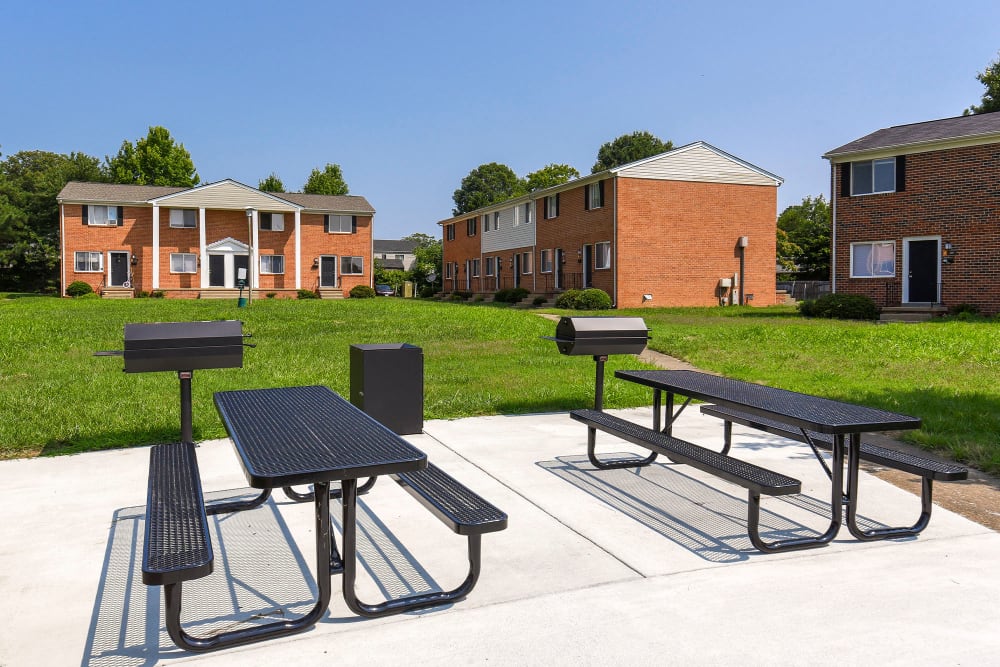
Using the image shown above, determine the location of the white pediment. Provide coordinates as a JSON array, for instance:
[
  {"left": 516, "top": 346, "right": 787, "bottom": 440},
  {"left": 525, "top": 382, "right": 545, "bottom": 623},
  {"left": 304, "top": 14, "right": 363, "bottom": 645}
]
[
  {"left": 150, "top": 179, "right": 300, "bottom": 211},
  {"left": 206, "top": 237, "right": 250, "bottom": 253}
]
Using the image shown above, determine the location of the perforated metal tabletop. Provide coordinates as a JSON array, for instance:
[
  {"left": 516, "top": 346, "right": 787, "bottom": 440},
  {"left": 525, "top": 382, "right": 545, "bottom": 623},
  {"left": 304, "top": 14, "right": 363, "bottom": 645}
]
[
  {"left": 615, "top": 370, "right": 921, "bottom": 434},
  {"left": 214, "top": 385, "right": 427, "bottom": 488}
]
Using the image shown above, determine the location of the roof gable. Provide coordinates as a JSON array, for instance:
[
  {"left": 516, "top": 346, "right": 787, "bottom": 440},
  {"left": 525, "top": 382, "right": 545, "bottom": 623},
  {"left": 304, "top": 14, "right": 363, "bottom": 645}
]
[
  {"left": 613, "top": 142, "right": 783, "bottom": 186},
  {"left": 150, "top": 179, "right": 300, "bottom": 211}
]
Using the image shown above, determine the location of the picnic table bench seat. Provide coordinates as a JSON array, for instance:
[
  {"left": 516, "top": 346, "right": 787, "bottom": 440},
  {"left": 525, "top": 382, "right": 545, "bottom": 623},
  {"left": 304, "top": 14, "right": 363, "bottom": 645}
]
[
  {"left": 570, "top": 408, "right": 810, "bottom": 552},
  {"left": 393, "top": 462, "right": 508, "bottom": 536}
]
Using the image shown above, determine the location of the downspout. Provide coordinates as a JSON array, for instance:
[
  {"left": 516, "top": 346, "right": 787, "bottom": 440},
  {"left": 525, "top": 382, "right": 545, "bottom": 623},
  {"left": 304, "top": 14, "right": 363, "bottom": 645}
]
[
  {"left": 612, "top": 176, "right": 618, "bottom": 308},
  {"left": 59, "top": 204, "right": 65, "bottom": 295}
]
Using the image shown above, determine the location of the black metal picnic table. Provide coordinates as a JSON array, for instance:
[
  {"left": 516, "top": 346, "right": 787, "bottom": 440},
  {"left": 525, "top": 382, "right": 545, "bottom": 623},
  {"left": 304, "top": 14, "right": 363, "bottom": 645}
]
[{"left": 614, "top": 369, "right": 923, "bottom": 550}]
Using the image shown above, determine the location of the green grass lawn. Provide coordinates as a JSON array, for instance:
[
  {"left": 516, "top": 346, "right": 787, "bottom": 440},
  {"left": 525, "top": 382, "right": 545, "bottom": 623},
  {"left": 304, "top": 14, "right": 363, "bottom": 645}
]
[{"left": 1, "top": 296, "right": 997, "bottom": 475}]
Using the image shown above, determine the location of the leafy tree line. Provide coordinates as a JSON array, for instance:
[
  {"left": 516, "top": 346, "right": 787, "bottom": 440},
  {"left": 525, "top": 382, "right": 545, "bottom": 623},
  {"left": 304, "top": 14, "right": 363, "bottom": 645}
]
[
  {"left": 373, "top": 232, "right": 442, "bottom": 295},
  {"left": 0, "top": 125, "right": 351, "bottom": 292},
  {"left": 452, "top": 130, "right": 672, "bottom": 215}
]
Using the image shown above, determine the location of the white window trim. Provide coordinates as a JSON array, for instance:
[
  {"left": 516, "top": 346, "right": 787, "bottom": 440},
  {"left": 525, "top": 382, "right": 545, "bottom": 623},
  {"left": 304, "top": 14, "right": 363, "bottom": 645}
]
[
  {"left": 169, "top": 209, "right": 197, "bottom": 229},
  {"left": 849, "top": 241, "right": 896, "bottom": 278},
  {"left": 540, "top": 249, "right": 553, "bottom": 273},
  {"left": 472, "top": 259, "right": 480, "bottom": 277},
  {"left": 485, "top": 257, "right": 495, "bottom": 276},
  {"left": 327, "top": 215, "right": 353, "bottom": 234},
  {"left": 595, "top": 241, "right": 611, "bottom": 270},
  {"left": 74, "top": 251, "right": 103, "bottom": 272},
  {"left": 340, "top": 256, "right": 364, "bottom": 275},
  {"left": 588, "top": 183, "right": 603, "bottom": 210},
  {"left": 260, "top": 254, "right": 285, "bottom": 275},
  {"left": 86, "top": 205, "right": 118, "bottom": 227},
  {"left": 260, "top": 212, "right": 285, "bottom": 232},
  {"left": 169, "top": 252, "right": 198, "bottom": 274},
  {"left": 521, "top": 251, "right": 533, "bottom": 275},
  {"left": 851, "top": 158, "right": 896, "bottom": 196},
  {"left": 545, "top": 196, "right": 558, "bottom": 219}
]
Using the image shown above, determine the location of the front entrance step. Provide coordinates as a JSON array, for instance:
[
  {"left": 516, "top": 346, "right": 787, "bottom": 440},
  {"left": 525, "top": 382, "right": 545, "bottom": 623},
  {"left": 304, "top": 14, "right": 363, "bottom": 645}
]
[
  {"left": 879, "top": 305, "right": 947, "bottom": 323},
  {"left": 199, "top": 289, "right": 243, "bottom": 299},
  {"left": 318, "top": 288, "right": 344, "bottom": 300},
  {"left": 101, "top": 287, "right": 134, "bottom": 299}
]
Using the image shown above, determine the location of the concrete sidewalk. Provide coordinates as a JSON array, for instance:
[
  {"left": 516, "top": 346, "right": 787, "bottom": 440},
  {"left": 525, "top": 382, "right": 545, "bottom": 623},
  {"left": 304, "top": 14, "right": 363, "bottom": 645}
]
[{"left": 1, "top": 407, "right": 996, "bottom": 666}]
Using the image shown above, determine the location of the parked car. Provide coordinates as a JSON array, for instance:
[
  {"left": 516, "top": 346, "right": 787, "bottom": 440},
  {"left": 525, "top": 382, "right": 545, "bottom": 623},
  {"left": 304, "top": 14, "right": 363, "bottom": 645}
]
[{"left": 374, "top": 284, "right": 395, "bottom": 296}]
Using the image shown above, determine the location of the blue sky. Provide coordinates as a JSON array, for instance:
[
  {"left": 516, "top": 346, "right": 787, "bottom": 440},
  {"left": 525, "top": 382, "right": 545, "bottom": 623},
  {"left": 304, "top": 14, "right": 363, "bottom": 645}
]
[{"left": 3, "top": 1, "right": 998, "bottom": 239}]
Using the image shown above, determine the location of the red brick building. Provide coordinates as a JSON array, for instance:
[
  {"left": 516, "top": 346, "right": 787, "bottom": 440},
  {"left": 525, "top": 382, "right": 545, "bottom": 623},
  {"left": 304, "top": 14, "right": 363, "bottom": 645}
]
[
  {"left": 824, "top": 113, "right": 1000, "bottom": 316},
  {"left": 439, "top": 142, "right": 782, "bottom": 308},
  {"left": 57, "top": 179, "right": 374, "bottom": 298}
]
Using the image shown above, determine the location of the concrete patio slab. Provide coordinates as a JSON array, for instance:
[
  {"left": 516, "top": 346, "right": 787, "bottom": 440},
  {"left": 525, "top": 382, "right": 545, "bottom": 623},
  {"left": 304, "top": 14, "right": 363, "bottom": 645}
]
[{"left": 0, "top": 407, "right": 996, "bottom": 666}]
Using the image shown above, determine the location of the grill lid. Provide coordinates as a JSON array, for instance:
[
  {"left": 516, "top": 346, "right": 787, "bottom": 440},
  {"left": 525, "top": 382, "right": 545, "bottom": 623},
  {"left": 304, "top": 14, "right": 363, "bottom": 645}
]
[
  {"left": 545, "top": 316, "right": 650, "bottom": 356},
  {"left": 124, "top": 320, "right": 244, "bottom": 350}
]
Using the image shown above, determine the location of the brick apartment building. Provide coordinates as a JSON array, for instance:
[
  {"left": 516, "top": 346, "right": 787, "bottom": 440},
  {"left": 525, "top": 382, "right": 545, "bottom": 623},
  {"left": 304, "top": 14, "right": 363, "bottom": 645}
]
[
  {"left": 57, "top": 179, "right": 374, "bottom": 298},
  {"left": 439, "top": 142, "right": 782, "bottom": 308},
  {"left": 824, "top": 113, "right": 1000, "bottom": 316}
]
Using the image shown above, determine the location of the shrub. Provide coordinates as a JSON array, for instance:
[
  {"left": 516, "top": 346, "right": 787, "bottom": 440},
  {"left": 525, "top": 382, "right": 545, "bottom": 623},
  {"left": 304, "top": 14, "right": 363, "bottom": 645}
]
[
  {"left": 554, "top": 288, "right": 612, "bottom": 310},
  {"left": 948, "top": 303, "right": 980, "bottom": 316},
  {"left": 798, "top": 293, "right": 877, "bottom": 320},
  {"left": 297, "top": 288, "right": 319, "bottom": 299},
  {"left": 494, "top": 287, "right": 529, "bottom": 303},
  {"left": 266, "top": 292, "right": 277, "bottom": 299},
  {"left": 78, "top": 292, "right": 101, "bottom": 299},
  {"left": 419, "top": 286, "right": 435, "bottom": 298},
  {"left": 136, "top": 290, "right": 150, "bottom": 298},
  {"left": 349, "top": 285, "right": 376, "bottom": 298},
  {"left": 533, "top": 296, "right": 547, "bottom": 306},
  {"left": 554, "top": 289, "right": 582, "bottom": 309},
  {"left": 66, "top": 281, "right": 93, "bottom": 297},
  {"left": 150, "top": 290, "right": 165, "bottom": 299}
]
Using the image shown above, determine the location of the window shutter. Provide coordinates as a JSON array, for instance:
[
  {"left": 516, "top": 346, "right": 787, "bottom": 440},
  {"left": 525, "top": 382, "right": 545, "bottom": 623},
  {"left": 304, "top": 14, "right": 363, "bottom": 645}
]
[
  {"left": 598, "top": 180, "right": 605, "bottom": 207},
  {"left": 555, "top": 193, "right": 560, "bottom": 216},
  {"left": 895, "top": 155, "right": 906, "bottom": 192},
  {"left": 584, "top": 185, "right": 590, "bottom": 211},
  {"left": 352, "top": 216, "right": 357, "bottom": 233},
  {"left": 841, "top": 164, "right": 851, "bottom": 197},
  {"left": 82, "top": 205, "right": 88, "bottom": 225},
  {"left": 117, "top": 206, "right": 124, "bottom": 226},
  {"left": 324, "top": 215, "right": 330, "bottom": 233}
]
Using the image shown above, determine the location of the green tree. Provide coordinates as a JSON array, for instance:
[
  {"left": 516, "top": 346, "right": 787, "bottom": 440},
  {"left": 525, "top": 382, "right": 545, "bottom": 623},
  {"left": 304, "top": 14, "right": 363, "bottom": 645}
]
[
  {"left": 303, "top": 163, "right": 349, "bottom": 195},
  {"left": 591, "top": 131, "right": 673, "bottom": 173},
  {"left": 258, "top": 173, "right": 285, "bottom": 192},
  {"left": 410, "top": 236, "right": 442, "bottom": 288},
  {"left": 964, "top": 51, "right": 1000, "bottom": 115},
  {"left": 777, "top": 195, "right": 831, "bottom": 279},
  {"left": 0, "top": 150, "right": 105, "bottom": 291},
  {"left": 524, "top": 163, "right": 580, "bottom": 191},
  {"left": 105, "top": 126, "right": 199, "bottom": 186},
  {"left": 402, "top": 232, "right": 436, "bottom": 247},
  {"left": 452, "top": 162, "right": 524, "bottom": 215}
]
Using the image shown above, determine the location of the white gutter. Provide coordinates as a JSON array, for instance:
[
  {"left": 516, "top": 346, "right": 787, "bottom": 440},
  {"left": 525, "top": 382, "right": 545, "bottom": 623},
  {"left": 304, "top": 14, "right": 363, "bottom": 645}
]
[
  {"left": 830, "top": 162, "right": 837, "bottom": 293},
  {"left": 59, "top": 205, "right": 65, "bottom": 295}
]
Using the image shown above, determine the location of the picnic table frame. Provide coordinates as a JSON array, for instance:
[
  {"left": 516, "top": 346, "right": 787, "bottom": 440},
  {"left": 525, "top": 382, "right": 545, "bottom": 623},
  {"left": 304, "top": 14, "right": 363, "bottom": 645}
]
[{"left": 614, "top": 370, "right": 924, "bottom": 550}]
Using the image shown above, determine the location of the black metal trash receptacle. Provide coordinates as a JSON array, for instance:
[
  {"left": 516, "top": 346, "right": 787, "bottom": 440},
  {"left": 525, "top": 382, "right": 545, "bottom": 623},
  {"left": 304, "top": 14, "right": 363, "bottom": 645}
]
[{"left": 350, "top": 343, "right": 423, "bottom": 435}]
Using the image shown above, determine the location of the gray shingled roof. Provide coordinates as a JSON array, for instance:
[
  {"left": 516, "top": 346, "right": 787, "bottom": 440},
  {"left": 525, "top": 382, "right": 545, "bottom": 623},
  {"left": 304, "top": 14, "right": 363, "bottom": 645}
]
[
  {"left": 56, "top": 180, "right": 374, "bottom": 213},
  {"left": 824, "top": 112, "right": 1000, "bottom": 158},
  {"left": 374, "top": 239, "right": 418, "bottom": 254},
  {"left": 57, "top": 182, "right": 185, "bottom": 203}
]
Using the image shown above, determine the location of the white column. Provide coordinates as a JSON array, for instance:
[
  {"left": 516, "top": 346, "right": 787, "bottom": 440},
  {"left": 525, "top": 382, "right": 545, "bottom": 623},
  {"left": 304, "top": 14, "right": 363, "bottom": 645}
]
[
  {"left": 294, "top": 209, "right": 302, "bottom": 290},
  {"left": 152, "top": 206, "right": 160, "bottom": 288},
  {"left": 199, "top": 208, "right": 208, "bottom": 288},
  {"left": 251, "top": 210, "right": 260, "bottom": 292}
]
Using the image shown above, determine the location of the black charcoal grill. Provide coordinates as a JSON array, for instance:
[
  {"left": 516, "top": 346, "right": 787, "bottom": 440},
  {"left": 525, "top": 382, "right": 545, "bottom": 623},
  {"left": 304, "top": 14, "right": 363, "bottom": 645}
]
[
  {"left": 545, "top": 316, "right": 650, "bottom": 410},
  {"left": 97, "top": 320, "right": 253, "bottom": 443}
]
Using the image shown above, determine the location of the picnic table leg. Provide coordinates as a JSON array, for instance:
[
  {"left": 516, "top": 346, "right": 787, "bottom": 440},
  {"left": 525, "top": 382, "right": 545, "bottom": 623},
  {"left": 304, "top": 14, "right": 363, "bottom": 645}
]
[
  {"left": 162, "top": 483, "right": 333, "bottom": 652},
  {"left": 843, "top": 433, "right": 932, "bottom": 540},
  {"left": 340, "top": 478, "right": 483, "bottom": 618},
  {"left": 746, "top": 433, "right": 844, "bottom": 553},
  {"left": 281, "top": 477, "right": 377, "bottom": 503},
  {"left": 205, "top": 487, "right": 271, "bottom": 515}
]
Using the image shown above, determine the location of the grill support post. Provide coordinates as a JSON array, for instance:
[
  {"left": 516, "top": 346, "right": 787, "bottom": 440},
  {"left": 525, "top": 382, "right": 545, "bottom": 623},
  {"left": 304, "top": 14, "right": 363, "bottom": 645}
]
[
  {"left": 179, "top": 371, "right": 193, "bottom": 444},
  {"left": 593, "top": 355, "right": 607, "bottom": 411}
]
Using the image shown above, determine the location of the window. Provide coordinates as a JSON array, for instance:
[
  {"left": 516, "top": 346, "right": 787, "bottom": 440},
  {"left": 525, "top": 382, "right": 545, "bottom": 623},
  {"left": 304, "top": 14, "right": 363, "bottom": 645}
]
[
  {"left": 169, "top": 209, "right": 197, "bottom": 228},
  {"left": 472, "top": 259, "right": 480, "bottom": 277},
  {"left": 493, "top": 212, "right": 500, "bottom": 230},
  {"left": 260, "top": 254, "right": 285, "bottom": 274},
  {"left": 586, "top": 181, "right": 605, "bottom": 210},
  {"left": 544, "top": 194, "right": 559, "bottom": 219},
  {"left": 446, "top": 224, "right": 455, "bottom": 241},
  {"left": 340, "top": 255, "right": 364, "bottom": 275},
  {"left": 467, "top": 217, "right": 477, "bottom": 236},
  {"left": 445, "top": 262, "right": 452, "bottom": 278},
  {"left": 260, "top": 212, "right": 284, "bottom": 231},
  {"left": 74, "top": 251, "right": 102, "bottom": 272},
  {"left": 485, "top": 257, "right": 495, "bottom": 276},
  {"left": 84, "top": 205, "right": 120, "bottom": 226},
  {"left": 595, "top": 242, "right": 611, "bottom": 269},
  {"left": 851, "top": 158, "right": 896, "bottom": 195},
  {"left": 540, "top": 249, "right": 553, "bottom": 273},
  {"left": 524, "top": 202, "right": 533, "bottom": 224},
  {"left": 851, "top": 242, "right": 895, "bottom": 278},
  {"left": 169, "top": 253, "right": 197, "bottom": 273},
  {"left": 520, "top": 252, "right": 532, "bottom": 274},
  {"left": 326, "top": 214, "right": 355, "bottom": 234}
]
